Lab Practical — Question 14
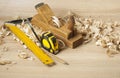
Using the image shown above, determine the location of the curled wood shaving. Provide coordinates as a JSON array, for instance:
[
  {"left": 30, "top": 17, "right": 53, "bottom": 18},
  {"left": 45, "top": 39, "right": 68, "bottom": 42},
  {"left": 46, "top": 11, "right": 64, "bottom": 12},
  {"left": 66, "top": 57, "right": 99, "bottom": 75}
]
[
  {"left": 0, "top": 25, "right": 11, "bottom": 37},
  {"left": 0, "top": 46, "right": 9, "bottom": 52},
  {"left": 64, "top": 11, "right": 120, "bottom": 56},
  {"left": 4, "top": 12, "right": 119, "bottom": 57},
  {"left": 27, "top": 57, "right": 35, "bottom": 61},
  {"left": 0, "top": 25, "right": 11, "bottom": 46},
  {"left": 17, "top": 50, "right": 34, "bottom": 60},
  {"left": 0, "top": 31, "right": 4, "bottom": 39},
  {"left": 0, "top": 38, "right": 3, "bottom": 45},
  {"left": 19, "top": 41, "right": 24, "bottom": 45},
  {"left": 17, "top": 23, "right": 42, "bottom": 43},
  {"left": 6, "top": 31, "right": 11, "bottom": 36},
  {"left": 36, "top": 42, "right": 41, "bottom": 47},
  {"left": 52, "top": 16, "right": 62, "bottom": 28},
  {"left": 18, "top": 50, "right": 29, "bottom": 59},
  {"left": 23, "top": 45, "right": 27, "bottom": 49},
  {"left": 106, "top": 48, "right": 119, "bottom": 57},
  {"left": 0, "top": 60, "right": 12, "bottom": 65},
  {"left": 10, "top": 21, "right": 43, "bottom": 49}
]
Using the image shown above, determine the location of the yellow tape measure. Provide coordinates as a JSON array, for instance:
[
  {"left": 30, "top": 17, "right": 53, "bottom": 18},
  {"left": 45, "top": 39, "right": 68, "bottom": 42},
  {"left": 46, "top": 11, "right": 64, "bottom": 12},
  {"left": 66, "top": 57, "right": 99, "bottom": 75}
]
[
  {"left": 5, "top": 23, "right": 54, "bottom": 65},
  {"left": 41, "top": 32, "right": 59, "bottom": 54}
]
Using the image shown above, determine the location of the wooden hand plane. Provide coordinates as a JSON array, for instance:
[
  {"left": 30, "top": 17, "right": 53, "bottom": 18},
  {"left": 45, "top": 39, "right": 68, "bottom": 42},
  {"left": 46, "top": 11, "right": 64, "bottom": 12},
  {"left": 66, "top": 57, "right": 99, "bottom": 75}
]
[{"left": 31, "top": 3, "right": 83, "bottom": 48}]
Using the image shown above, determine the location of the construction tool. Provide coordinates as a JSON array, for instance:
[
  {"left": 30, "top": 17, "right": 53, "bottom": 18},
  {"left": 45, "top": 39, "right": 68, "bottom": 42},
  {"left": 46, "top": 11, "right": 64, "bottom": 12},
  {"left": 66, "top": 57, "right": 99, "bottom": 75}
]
[
  {"left": 5, "top": 19, "right": 69, "bottom": 65},
  {"left": 4, "top": 23, "right": 54, "bottom": 65},
  {"left": 6, "top": 18, "right": 60, "bottom": 54},
  {"left": 40, "top": 32, "right": 59, "bottom": 54},
  {"left": 26, "top": 19, "right": 59, "bottom": 54},
  {"left": 31, "top": 3, "right": 83, "bottom": 48},
  {"left": 25, "top": 19, "right": 68, "bottom": 65}
]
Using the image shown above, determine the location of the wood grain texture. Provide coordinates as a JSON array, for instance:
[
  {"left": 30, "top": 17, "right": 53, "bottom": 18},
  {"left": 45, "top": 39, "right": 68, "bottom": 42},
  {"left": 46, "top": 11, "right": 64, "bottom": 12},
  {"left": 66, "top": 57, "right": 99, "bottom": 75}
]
[{"left": 0, "top": 0, "right": 120, "bottom": 78}]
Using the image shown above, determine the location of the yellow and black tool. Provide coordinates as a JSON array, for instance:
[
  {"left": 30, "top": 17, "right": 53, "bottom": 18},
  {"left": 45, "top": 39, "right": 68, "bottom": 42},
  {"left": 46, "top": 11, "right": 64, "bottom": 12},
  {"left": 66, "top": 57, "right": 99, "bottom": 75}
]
[
  {"left": 25, "top": 19, "right": 68, "bottom": 65},
  {"left": 41, "top": 32, "right": 59, "bottom": 54},
  {"left": 4, "top": 19, "right": 68, "bottom": 66},
  {"left": 25, "top": 19, "right": 59, "bottom": 54}
]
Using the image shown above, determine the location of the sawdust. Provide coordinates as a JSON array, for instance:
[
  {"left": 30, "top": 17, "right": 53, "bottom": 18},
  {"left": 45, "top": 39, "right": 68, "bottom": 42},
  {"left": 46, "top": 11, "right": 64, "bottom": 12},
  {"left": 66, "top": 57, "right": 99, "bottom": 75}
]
[
  {"left": 0, "top": 10, "right": 120, "bottom": 58},
  {"left": 0, "top": 59, "right": 17, "bottom": 65},
  {"left": 63, "top": 11, "right": 120, "bottom": 56},
  {"left": 0, "top": 24, "right": 12, "bottom": 46},
  {"left": 18, "top": 50, "right": 30, "bottom": 59},
  {"left": 3, "top": 11, "right": 119, "bottom": 57},
  {"left": 17, "top": 50, "right": 34, "bottom": 60},
  {"left": 52, "top": 16, "right": 62, "bottom": 28},
  {"left": 0, "top": 38, "right": 3, "bottom": 45},
  {"left": 0, "top": 26, "right": 4, "bottom": 45},
  {"left": 1, "top": 46, "right": 9, "bottom": 52},
  {"left": 0, "top": 59, "right": 12, "bottom": 65}
]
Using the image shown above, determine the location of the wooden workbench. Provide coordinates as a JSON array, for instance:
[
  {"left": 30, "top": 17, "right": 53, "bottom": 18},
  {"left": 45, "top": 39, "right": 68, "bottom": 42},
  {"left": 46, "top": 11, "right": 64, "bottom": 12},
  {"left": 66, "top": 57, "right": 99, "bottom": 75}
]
[{"left": 0, "top": 0, "right": 120, "bottom": 78}]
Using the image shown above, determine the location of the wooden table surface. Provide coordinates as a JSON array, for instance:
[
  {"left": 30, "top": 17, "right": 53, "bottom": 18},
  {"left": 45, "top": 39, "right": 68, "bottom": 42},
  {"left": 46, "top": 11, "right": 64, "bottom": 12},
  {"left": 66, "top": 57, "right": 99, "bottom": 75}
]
[{"left": 0, "top": 0, "right": 120, "bottom": 78}]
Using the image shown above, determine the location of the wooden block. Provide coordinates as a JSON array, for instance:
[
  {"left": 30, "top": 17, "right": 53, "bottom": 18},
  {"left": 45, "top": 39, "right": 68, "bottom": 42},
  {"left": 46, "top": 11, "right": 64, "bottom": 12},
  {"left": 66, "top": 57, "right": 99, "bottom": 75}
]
[{"left": 54, "top": 33, "right": 83, "bottom": 48}]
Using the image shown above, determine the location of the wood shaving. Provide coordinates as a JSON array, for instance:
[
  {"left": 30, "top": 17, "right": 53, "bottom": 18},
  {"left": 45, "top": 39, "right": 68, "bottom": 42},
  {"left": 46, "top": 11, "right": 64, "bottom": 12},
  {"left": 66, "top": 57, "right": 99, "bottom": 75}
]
[
  {"left": 6, "top": 31, "right": 11, "bottom": 36},
  {"left": 18, "top": 50, "right": 29, "bottom": 59},
  {"left": 18, "top": 50, "right": 34, "bottom": 60},
  {"left": 19, "top": 41, "right": 24, "bottom": 45},
  {"left": 0, "top": 38, "right": 3, "bottom": 45},
  {"left": 1, "top": 25, "right": 10, "bottom": 37},
  {"left": 106, "top": 48, "right": 119, "bottom": 57},
  {"left": 3, "top": 46, "right": 8, "bottom": 52},
  {"left": 0, "top": 60, "right": 12, "bottom": 65},
  {"left": 23, "top": 45, "right": 27, "bottom": 49},
  {"left": 36, "top": 42, "right": 41, "bottom": 47},
  {"left": 1, "top": 46, "right": 9, "bottom": 52},
  {"left": 52, "top": 16, "right": 62, "bottom": 28},
  {"left": 0, "top": 31, "right": 4, "bottom": 39},
  {"left": 27, "top": 57, "right": 35, "bottom": 61},
  {"left": 11, "top": 22, "right": 43, "bottom": 49},
  {"left": 3, "top": 12, "right": 119, "bottom": 57},
  {"left": 16, "top": 37, "right": 20, "bottom": 42},
  {"left": 64, "top": 11, "right": 120, "bottom": 56},
  {"left": 17, "top": 23, "right": 42, "bottom": 43},
  {"left": 13, "top": 34, "right": 24, "bottom": 45}
]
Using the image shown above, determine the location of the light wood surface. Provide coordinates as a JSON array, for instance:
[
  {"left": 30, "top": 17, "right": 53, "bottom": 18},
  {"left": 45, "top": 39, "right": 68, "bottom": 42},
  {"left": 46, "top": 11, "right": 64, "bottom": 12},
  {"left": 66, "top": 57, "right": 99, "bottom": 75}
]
[{"left": 0, "top": 0, "right": 120, "bottom": 78}]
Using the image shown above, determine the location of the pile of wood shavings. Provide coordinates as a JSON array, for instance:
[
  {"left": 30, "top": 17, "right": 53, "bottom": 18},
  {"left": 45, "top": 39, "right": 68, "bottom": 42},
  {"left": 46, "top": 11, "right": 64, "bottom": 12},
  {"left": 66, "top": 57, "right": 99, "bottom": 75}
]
[
  {"left": 63, "top": 12, "right": 120, "bottom": 57},
  {"left": 0, "top": 25, "right": 16, "bottom": 65},
  {"left": 13, "top": 22, "right": 42, "bottom": 48},
  {"left": 0, "top": 25, "right": 11, "bottom": 45},
  {"left": 0, "top": 13, "right": 120, "bottom": 57},
  {"left": 0, "top": 23, "right": 35, "bottom": 65}
]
